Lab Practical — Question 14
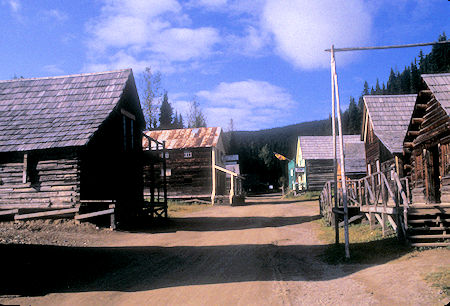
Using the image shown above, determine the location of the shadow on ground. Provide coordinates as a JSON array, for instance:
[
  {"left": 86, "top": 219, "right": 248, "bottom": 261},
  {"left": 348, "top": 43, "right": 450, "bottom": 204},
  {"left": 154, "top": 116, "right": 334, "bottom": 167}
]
[
  {"left": 0, "top": 238, "right": 411, "bottom": 297},
  {"left": 126, "top": 215, "right": 321, "bottom": 233}
]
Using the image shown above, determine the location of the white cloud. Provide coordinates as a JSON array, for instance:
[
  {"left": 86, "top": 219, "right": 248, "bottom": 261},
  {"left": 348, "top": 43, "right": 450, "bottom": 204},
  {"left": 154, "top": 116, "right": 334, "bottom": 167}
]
[
  {"left": 150, "top": 27, "right": 220, "bottom": 61},
  {"left": 262, "top": 0, "right": 373, "bottom": 69},
  {"left": 42, "top": 9, "right": 68, "bottom": 22},
  {"left": 196, "top": 80, "right": 297, "bottom": 130},
  {"left": 5, "top": 0, "right": 20, "bottom": 12},
  {"left": 85, "top": 0, "right": 221, "bottom": 73}
]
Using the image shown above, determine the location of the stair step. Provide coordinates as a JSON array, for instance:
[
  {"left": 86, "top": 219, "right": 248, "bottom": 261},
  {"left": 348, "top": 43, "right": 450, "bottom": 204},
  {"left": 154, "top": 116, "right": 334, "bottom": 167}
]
[
  {"left": 408, "top": 218, "right": 450, "bottom": 224},
  {"left": 408, "top": 211, "right": 450, "bottom": 215},
  {"left": 408, "top": 226, "right": 450, "bottom": 231},
  {"left": 410, "top": 242, "right": 450, "bottom": 247},
  {"left": 408, "top": 234, "right": 450, "bottom": 239},
  {"left": 410, "top": 204, "right": 450, "bottom": 209}
]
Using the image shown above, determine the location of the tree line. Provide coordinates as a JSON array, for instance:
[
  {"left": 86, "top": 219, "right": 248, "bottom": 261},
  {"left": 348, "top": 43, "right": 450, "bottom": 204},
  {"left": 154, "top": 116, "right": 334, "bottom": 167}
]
[
  {"left": 139, "top": 67, "right": 207, "bottom": 131},
  {"left": 226, "top": 33, "right": 449, "bottom": 191},
  {"left": 341, "top": 33, "right": 449, "bottom": 135}
]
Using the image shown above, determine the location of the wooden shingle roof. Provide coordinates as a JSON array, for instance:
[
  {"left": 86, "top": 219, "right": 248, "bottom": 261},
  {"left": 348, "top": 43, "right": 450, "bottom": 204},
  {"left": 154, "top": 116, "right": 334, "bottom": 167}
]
[
  {"left": 298, "top": 135, "right": 365, "bottom": 173},
  {"left": 422, "top": 73, "right": 450, "bottom": 115},
  {"left": 364, "top": 94, "right": 417, "bottom": 154},
  {"left": 0, "top": 69, "right": 133, "bottom": 153},
  {"left": 143, "top": 127, "right": 222, "bottom": 150}
]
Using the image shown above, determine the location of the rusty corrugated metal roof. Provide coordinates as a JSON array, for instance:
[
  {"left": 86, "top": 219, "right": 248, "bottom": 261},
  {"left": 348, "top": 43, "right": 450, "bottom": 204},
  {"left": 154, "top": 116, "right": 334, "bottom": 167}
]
[{"left": 143, "top": 127, "right": 222, "bottom": 149}]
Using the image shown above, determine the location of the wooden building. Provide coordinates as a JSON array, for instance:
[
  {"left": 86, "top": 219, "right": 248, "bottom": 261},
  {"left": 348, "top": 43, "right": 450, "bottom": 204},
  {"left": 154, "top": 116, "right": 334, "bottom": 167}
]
[
  {"left": 143, "top": 127, "right": 226, "bottom": 200},
  {"left": 0, "top": 69, "right": 145, "bottom": 224},
  {"left": 403, "top": 73, "right": 450, "bottom": 204},
  {"left": 295, "top": 135, "right": 366, "bottom": 191},
  {"left": 362, "top": 94, "right": 416, "bottom": 176}
]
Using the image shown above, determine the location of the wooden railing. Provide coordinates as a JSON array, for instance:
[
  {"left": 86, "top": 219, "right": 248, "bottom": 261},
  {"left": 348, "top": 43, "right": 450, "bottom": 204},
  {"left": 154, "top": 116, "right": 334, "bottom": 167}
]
[{"left": 319, "top": 171, "right": 410, "bottom": 236}]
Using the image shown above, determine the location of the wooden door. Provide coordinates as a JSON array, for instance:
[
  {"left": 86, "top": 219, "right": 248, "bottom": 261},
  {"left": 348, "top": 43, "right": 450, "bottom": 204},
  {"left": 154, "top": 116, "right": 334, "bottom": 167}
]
[{"left": 425, "top": 146, "right": 441, "bottom": 203}]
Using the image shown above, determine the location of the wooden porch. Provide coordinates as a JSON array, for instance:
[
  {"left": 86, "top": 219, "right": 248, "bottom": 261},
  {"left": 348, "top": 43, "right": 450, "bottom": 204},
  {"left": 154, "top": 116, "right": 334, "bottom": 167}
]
[{"left": 319, "top": 171, "right": 450, "bottom": 247}]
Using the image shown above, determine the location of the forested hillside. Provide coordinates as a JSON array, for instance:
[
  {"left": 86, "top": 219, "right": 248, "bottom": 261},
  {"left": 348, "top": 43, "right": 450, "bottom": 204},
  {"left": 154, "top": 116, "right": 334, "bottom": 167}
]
[{"left": 226, "top": 33, "right": 449, "bottom": 191}]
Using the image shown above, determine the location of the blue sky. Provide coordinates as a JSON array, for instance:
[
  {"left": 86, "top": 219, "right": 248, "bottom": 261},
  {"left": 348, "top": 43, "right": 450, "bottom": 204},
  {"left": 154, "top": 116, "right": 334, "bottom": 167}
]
[{"left": 0, "top": 0, "right": 448, "bottom": 131}]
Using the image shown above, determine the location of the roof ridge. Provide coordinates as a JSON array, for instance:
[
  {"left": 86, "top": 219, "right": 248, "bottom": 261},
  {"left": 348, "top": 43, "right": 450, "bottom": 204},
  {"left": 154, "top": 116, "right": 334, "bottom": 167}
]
[
  {"left": 0, "top": 68, "right": 132, "bottom": 83},
  {"left": 364, "top": 94, "right": 418, "bottom": 98},
  {"left": 421, "top": 72, "right": 450, "bottom": 77}
]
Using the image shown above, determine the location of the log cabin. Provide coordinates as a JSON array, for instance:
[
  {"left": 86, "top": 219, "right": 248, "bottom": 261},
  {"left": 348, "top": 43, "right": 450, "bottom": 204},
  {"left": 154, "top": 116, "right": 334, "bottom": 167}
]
[
  {"left": 362, "top": 94, "right": 417, "bottom": 176},
  {"left": 295, "top": 135, "right": 366, "bottom": 191},
  {"left": 0, "top": 69, "right": 145, "bottom": 224},
  {"left": 401, "top": 73, "right": 450, "bottom": 246},
  {"left": 403, "top": 73, "right": 450, "bottom": 204},
  {"left": 143, "top": 127, "right": 227, "bottom": 200}
]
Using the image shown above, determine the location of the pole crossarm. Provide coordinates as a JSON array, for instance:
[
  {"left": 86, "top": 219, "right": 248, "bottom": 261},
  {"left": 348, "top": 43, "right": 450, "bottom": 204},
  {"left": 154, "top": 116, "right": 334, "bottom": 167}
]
[{"left": 325, "top": 40, "right": 449, "bottom": 52}]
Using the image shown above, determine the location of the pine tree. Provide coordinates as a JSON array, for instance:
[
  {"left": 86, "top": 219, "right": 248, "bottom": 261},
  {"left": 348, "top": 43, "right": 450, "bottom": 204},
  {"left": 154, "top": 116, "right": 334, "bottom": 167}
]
[
  {"left": 173, "top": 111, "right": 179, "bottom": 128},
  {"left": 375, "top": 79, "right": 381, "bottom": 94},
  {"left": 178, "top": 114, "right": 184, "bottom": 128},
  {"left": 159, "top": 92, "right": 174, "bottom": 129}
]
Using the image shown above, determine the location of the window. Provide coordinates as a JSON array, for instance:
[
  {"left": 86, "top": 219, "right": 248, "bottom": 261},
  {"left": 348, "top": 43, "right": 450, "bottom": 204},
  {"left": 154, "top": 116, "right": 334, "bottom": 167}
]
[
  {"left": 184, "top": 151, "right": 192, "bottom": 158},
  {"left": 121, "top": 109, "right": 136, "bottom": 151},
  {"left": 160, "top": 168, "right": 171, "bottom": 177}
]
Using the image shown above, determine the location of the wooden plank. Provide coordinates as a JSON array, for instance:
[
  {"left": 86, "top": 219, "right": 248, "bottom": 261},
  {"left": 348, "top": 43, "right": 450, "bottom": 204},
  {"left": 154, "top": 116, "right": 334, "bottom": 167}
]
[
  {"left": 339, "top": 214, "right": 363, "bottom": 227},
  {"left": 332, "top": 207, "right": 344, "bottom": 215},
  {"left": 410, "top": 242, "right": 450, "bottom": 247},
  {"left": 80, "top": 200, "right": 115, "bottom": 203},
  {"left": 75, "top": 208, "right": 115, "bottom": 220},
  {"left": 15, "top": 208, "right": 79, "bottom": 220},
  {"left": 0, "top": 209, "right": 19, "bottom": 216},
  {"left": 360, "top": 205, "right": 397, "bottom": 214},
  {"left": 387, "top": 215, "right": 397, "bottom": 231}
]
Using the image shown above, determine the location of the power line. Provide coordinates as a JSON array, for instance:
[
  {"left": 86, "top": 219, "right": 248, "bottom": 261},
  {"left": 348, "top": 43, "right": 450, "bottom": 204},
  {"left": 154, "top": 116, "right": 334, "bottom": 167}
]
[{"left": 325, "top": 40, "right": 450, "bottom": 52}]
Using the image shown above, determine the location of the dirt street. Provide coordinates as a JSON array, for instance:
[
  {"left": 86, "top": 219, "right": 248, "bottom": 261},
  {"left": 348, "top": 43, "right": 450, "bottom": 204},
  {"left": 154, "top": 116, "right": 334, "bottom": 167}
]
[{"left": 1, "top": 195, "right": 448, "bottom": 305}]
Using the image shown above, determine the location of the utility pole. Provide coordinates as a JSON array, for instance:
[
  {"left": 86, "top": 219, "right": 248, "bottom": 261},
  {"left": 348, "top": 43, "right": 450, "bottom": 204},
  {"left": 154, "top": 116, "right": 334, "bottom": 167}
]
[{"left": 325, "top": 39, "right": 450, "bottom": 260}]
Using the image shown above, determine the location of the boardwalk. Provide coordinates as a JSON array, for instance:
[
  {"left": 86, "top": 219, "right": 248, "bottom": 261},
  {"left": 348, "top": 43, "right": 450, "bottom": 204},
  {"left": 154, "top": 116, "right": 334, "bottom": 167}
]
[{"left": 1, "top": 195, "right": 448, "bottom": 305}]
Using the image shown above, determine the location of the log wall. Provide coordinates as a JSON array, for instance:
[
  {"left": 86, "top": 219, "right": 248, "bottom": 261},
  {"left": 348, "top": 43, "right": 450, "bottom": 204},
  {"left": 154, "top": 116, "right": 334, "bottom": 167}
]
[
  {"left": 406, "top": 92, "right": 450, "bottom": 204},
  {"left": 151, "top": 147, "right": 226, "bottom": 197},
  {"left": 0, "top": 149, "right": 80, "bottom": 209}
]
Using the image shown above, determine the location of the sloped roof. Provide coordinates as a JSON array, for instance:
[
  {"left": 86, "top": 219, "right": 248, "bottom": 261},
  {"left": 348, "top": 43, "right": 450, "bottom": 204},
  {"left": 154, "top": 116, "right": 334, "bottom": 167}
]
[
  {"left": 143, "top": 127, "right": 222, "bottom": 149},
  {"left": 298, "top": 135, "right": 365, "bottom": 174},
  {"left": 0, "top": 69, "right": 134, "bottom": 153},
  {"left": 364, "top": 94, "right": 417, "bottom": 153},
  {"left": 422, "top": 73, "right": 450, "bottom": 115}
]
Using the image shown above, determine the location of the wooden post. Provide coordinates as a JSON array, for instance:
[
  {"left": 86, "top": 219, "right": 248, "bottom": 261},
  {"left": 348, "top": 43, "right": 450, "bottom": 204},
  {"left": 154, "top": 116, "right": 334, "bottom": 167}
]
[
  {"left": 211, "top": 148, "right": 216, "bottom": 205},
  {"left": 22, "top": 153, "right": 28, "bottom": 183},
  {"left": 229, "top": 175, "right": 234, "bottom": 204},
  {"left": 331, "top": 45, "right": 339, "bottom": 245},
  {"left": 381, "top": 213, "right": 386, "bottom": 237},
  {"left": 162, "top": 141, "right": 168, "bottom": 218},
  {"left": 331, "top": 45, "right": 350, "bottom": 259}
]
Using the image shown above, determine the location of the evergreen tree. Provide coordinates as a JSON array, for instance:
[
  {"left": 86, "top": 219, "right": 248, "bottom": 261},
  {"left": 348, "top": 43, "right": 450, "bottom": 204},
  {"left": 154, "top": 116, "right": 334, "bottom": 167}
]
[
  {"left": 375, "top": 79, "right": 381, "bottom": 94},
  {"left": 178, "top": 114, "right": 184, "bottom": 129},
  {"left": 159, "top": 92, "right": 174, "bottom": 129},
  {"left": 173, "top": 111, "right": 179, "bottom": 128}
]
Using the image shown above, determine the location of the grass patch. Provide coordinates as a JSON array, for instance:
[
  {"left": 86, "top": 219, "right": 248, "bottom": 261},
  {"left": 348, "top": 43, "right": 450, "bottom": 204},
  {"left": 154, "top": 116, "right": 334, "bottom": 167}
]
[
  {"left": 315, "top": 219, "right": 412, "bottom": 264},
  {"left": 284, "top": 191, "right": 320, "bottom": 201},
  {"left": 167, "top": 200, "right": 211, "bottom": 217},
  {"left": 424, "top": 268, "right": 450, "bottom": 297}
]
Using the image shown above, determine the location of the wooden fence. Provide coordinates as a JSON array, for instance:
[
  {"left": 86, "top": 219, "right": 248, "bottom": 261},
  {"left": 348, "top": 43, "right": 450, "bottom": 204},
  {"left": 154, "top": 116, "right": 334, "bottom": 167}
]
[{"left": 319, "top": 171, "right": 410, "bottom": 237}]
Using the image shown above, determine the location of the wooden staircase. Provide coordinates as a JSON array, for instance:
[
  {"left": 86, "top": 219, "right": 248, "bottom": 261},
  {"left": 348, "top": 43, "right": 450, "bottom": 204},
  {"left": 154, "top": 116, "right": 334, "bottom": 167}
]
[{"left": 407, "top": 205, "right": 450, "bottom": 247}]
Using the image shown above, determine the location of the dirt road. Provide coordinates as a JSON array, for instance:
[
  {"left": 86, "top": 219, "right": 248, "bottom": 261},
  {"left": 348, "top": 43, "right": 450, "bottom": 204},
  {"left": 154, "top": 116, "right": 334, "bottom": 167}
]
[{"left": 1, "top": 195, "right": 448, "bottom": 305}]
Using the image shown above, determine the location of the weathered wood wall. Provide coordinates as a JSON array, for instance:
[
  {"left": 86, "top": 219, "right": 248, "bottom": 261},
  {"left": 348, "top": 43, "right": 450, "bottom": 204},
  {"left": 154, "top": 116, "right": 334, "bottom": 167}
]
[
  {"left": 306, "top": 159, "right": 334, "bottom": 191},
  {"left": 407, "top": 92, "right": 450, "bottom": 204},
  {"left": 154, "top": 147, "right": 225, "bottom": 198},
  {"left": 0, "top": 149, "right": 80, "bottom": 209}
]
